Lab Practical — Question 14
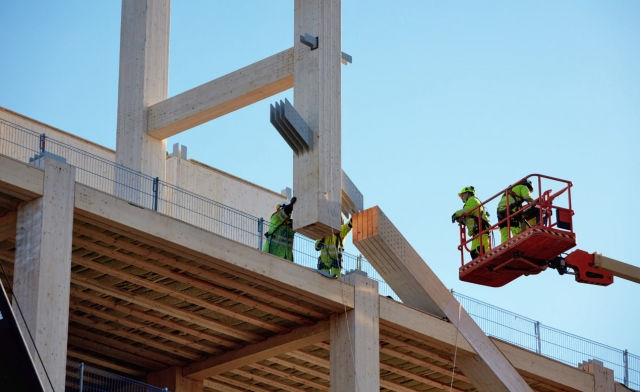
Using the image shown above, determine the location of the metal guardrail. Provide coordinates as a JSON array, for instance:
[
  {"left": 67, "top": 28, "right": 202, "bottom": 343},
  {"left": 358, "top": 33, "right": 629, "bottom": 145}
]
[
  {"left": 66, "top": 360, "right": 167, "bottom": 392},
  {"left": 454, "top": 291, "right": 639, "bottom": 390},
  {"left": 0, "top": 118, "right": 637, "bottom": 390}
]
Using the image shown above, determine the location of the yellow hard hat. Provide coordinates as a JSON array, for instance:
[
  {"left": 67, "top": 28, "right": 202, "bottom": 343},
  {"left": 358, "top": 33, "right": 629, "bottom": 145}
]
[{"left": 458, "top": 186, "right": 475, "bottom": 199}]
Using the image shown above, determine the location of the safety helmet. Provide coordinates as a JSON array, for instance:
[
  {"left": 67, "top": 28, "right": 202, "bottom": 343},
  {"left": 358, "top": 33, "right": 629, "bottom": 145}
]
[
  {"left": 520, "top": 179, "right": 533, "bottom": 192},
  {"left": 275, "top": 202, "right": 287, "bottom": 211},
  {"left": 458, "top": 186, "right": 475, "bottom": 199}
]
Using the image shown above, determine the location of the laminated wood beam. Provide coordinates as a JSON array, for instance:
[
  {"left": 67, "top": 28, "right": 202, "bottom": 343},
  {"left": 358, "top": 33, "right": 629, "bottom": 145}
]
[
  {"left": 71, "top": 272, "right": 256, "bottom": 346},
  {"left": 67, "top": 313, "right": 204, "bottom": 361},
  {"left": 379, "top": 295, "right": 595, "bottom": 392},
  {"left": 0, "top": 210, "right": 16, "bottom": 241},
  {"left": 68, "top": 326, "right": 185, "bottom": 367},
  {"left": 292, "top": 0, "right": 343, "bottom": 239},
  {"left": 72, "top": 182, "right": 354, "bottom": 312},
  {"left": 71, "top": 246, "right": 291, "bottom": 334},
  {"left": 69, "top": 290, "right": 224, "bottom": 354},
  {"left": 72, "top": 224, "right": 327, "bottom": 320},
  {"left": 0, "top": 155, "right": 44, "bottom": 201},
  {"left": 248, "top": 363, "right": 329, "bottom": 392},
  {"left": 353, "top": 206, "right": 532, "bottom": 392},
  {"left": 183, "top": 320, "right": 329, "bottom": 380},
  {"left": 72, "top": 235, "right": 315, "bottom": 327},
  {"left": 115, "top": 0, "right": 169, "bottom": 180},
  {"left": 67, "top": 335, "right": 166, "bottom": 370},
  {"left": 148, "top": 48, "right": 294, "bottom": 139},
  {"left": 66, "top": 349, "right": 146, "bottom": 377}
]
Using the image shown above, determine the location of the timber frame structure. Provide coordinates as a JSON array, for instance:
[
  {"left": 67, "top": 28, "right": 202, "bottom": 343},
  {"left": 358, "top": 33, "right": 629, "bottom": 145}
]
[{"left": 0, "top": 1, "right": 633, "bottom": 392}]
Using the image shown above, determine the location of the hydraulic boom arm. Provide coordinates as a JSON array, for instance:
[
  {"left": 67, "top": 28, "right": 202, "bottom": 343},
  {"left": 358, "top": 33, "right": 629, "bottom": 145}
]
[{"left": 549, "top": 250, "right": 640, "bottom": 286}]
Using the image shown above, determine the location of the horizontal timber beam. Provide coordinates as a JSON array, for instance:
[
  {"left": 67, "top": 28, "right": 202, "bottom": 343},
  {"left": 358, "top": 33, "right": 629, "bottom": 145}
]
[
  {"left": 379, "top": 297, "right": 595, "bottom": 392},
  {"left": 148, "top": 48, "right": 294, "bottom": 139},
  {"left": 183, "top": 320, "right": 329, "bottom": 380},
  {"left": 72, "top": 182, "right": 354, "bottom": 312}
]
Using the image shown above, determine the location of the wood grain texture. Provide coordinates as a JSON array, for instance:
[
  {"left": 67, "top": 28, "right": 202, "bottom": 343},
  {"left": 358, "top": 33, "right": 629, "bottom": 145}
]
[
  {"left": 148, "top": 48, "right": 294, "bottom": 139},
  {"left": 353, "top": 206, "right": 533, "bottom": 392}
]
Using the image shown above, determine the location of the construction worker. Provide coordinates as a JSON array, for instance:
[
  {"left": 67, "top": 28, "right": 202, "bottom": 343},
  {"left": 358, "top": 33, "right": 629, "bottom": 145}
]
[
  {"left": 452, "top": 186, "right": 491, "bottom": 259},
  {"left": 315, "top": 217, "right": 352, "bottom": 278},
  {"left": 263, "top": 197, "right": 297, "bottom": 261},
  {"left": 496, "top": 179, "right": 535, "bottom": 244}
]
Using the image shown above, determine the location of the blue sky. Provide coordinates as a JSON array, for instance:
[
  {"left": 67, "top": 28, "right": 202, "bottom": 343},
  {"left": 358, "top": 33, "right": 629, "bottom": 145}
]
[{"left": 2, "top": 1, "right": 639, "bottom": 359}]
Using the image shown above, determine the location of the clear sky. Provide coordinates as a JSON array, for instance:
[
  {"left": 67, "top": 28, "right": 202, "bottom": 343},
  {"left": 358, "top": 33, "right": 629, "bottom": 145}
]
[{"left": 2, "top": 1, "right": 639, "bottom": 358}]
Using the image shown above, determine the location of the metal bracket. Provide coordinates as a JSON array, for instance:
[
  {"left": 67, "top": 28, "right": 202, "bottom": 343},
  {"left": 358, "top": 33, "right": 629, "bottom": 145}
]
[
  {"left": 341, "top": 52, "right": 352, "bottom": 65},
  {"left": 270, "top": 98, "right": 313, "bottom": 155},
  {"left": 299, "top": 33, "right": 318, "bottom": 50}
]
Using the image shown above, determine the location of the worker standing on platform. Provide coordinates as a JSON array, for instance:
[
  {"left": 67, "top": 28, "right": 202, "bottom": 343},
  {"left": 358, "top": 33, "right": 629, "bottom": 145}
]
[
  {"left": 316, "top": 218, "right": 352, "bottom": 278},
  {"left": 263, "top": 197, "right": 297, "bottom": 261},
  {"left": 497, "top": 179, "right": 534, "bottom": 244},
  {"left": 452, "top": 186, "right": 491, "bottom": 259}
]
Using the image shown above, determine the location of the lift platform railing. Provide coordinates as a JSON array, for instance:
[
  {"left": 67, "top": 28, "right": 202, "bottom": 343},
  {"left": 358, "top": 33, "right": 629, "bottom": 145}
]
[
  {"left": 1, "top": 120, "right": 638, "bottom": 390},
  {"left": 456, "top": 174, "right": 574, "bottom": 265}
]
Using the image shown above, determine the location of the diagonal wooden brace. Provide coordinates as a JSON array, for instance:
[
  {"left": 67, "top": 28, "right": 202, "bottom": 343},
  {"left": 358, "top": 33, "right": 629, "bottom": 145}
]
[{"left": 352, "top": 206, "right": 533, "bottom": 392}]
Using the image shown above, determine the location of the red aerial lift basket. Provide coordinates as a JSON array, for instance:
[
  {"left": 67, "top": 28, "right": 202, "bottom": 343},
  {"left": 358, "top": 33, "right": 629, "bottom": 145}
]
[{"left": 457, "top": 174, "right": 576, "bottom": 287}]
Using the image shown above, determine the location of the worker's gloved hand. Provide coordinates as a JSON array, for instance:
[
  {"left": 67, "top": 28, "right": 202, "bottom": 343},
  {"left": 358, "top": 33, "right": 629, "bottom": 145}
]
[
  {"left": 290, "top": 196, "right": 297, "bottom": 204},
  {"left": 451, "top": 213, "right": 457, "bottom": 223}
]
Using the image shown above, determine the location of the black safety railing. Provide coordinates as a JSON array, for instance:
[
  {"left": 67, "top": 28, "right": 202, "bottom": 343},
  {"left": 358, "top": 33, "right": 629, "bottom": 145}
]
[
  {"left": 0, "top": 118, "right": 637, "bottom": 390},
  {"left": 66, "top": 360, "right": 167, "bottom": 392}
]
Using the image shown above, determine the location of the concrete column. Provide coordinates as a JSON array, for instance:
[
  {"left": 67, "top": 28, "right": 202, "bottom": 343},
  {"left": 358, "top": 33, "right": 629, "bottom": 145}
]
[
  {"left": 147, "top": 366, "right": 203, "bottom": 392},
  {"left": 292, "top": 0, "right": 343, "bottom": 239},
  {"left": 330, "top": 272, "right": 379, "bottom": 391},
  {"left": 116, "top": 0, "right": 170, "bottom": 192},
  {"left": 13, "top": 157, "right": 75, "bottom": 392}
]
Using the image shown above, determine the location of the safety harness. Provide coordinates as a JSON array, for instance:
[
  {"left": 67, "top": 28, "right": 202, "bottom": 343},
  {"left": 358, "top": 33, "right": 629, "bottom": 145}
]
[{"left": 316, "top": 233, "right": 344, "bottom": 272}]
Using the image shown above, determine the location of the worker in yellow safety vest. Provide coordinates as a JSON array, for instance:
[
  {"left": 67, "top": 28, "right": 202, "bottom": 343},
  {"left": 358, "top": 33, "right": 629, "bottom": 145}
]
[
  {"left": 496, "top": 179, "right": 535, "bottom": 244},
  {"left": 315, "top": 218, "right": 352, "bottom": 278},
  {"left": 263, "top": 197, "right": 297, "bottom": 261},
  {"left": 452, "top": 186, "right": 491, "bottom": 259}
]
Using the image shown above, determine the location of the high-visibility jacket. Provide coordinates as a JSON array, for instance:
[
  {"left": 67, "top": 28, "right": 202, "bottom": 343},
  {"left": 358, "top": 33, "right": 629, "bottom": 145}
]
[
  {"left": 315, "top": 221, "right": 352, "bottom": 278},
  {"left": 263, "top": 208, "right": 295, "bottom": 261},
  {"left": 455, "top": 196, "right": 489, "bottom": 236},
  {"left": 498, "top": 184, "right": 533, "bottom": 212}
]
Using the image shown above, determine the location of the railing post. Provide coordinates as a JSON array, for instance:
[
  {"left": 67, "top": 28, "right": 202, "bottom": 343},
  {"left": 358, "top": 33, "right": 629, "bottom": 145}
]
[
  {"left": 624, "top": 349, "right": 629, "bottom": 387},
  {"left": 257, "top": 217, "right": 264, "bottom": 250},
  {"left": 152, "top": 177, "right": 159, "bottom": 211},
  {"left": 357, "top": 254, "right": 362, "bottom": 270},
  {"left": 534, "top": 321, "right": 542, "bottom": 354},
  {"left": 39, "top": 133, "right": 46, "bottom": 153},
  {"left": 78, "top": 362, "right": 85, "bottom": 392}
]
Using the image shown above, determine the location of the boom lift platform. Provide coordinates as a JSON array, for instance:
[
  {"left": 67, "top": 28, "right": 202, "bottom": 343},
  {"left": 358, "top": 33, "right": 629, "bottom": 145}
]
[{"left": 455, "top": 174, "right": 638, "bottom": 287}]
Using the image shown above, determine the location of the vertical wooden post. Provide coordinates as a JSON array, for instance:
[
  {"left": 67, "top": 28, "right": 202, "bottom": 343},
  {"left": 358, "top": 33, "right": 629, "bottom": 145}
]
[
  {"left": 147, "top": 366, "right": 203, "bottom": 392},
  {"left": 580, "top": 361, "right": 615, "bottom": 392},
  {"left": 293, "top": 0, "right": 342, "bottom": 239},
  {"left": 330, "top": 273, "right": 379, "bottom": 391},
  {"left": 116, "top": 0, "right": 170, "bottom": 183},
  {"left": 13, "top": 158, "right": 75, "bottom": 392}
]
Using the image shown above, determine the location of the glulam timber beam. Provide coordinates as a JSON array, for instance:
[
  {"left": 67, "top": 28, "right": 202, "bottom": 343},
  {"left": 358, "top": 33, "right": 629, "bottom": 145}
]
[
  {"left": 71, "top": 182, "right": 354, "bottom": 312},
  {"left": 353, "top": 206, "right": 532, "bottom": 392},
  {"left": 292, "top": 0, "right": 343, "bottom": 239},
  {"left": 148, "top": 48, "right": 294, "bottom": 139},
  {"left": 0, "top": 210, "right": 16, "bottom": 241},
  {"left": 183, "top": 320, "right": 329, "bottom": 380},
  {"left": 379, "top": 296, "right": 595, "bottom": 392}
]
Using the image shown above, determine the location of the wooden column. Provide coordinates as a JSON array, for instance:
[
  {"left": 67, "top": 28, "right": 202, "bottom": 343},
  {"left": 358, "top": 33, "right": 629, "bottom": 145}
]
[
  {"left": 147, "top": 366, "right": 203, "bottom": 392},
  {"left": 13, "top": 158, "right": 75, "bottom": 392},
  {"left": 579, "top": 361, "right": 615, "bottom": 392},
  {"left": 292, "top": 0, "right": 342, "bottom": 239},
  {"left": 330, "top": 273, "right": 379, "bottom": 391},
  {"left": 115, "top": 0, "right": 170, "bottom": 184}
]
